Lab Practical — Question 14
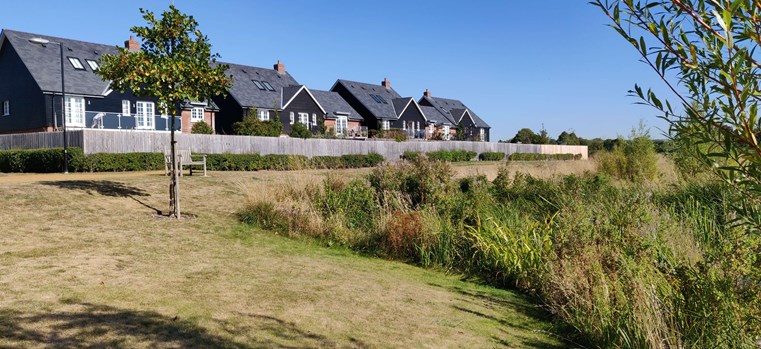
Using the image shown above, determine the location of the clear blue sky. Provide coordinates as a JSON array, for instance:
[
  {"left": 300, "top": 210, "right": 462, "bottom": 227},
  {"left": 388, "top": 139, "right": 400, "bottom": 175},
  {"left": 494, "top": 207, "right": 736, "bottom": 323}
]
[{"left": 1, "top": 0, "right": 676, "bottom": 141}]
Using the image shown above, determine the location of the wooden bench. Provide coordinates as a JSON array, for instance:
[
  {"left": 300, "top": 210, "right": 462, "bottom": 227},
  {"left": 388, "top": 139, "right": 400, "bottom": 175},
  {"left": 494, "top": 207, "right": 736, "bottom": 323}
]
[{"left": 165, "top": 149, "right": 207, "bottom": 176}]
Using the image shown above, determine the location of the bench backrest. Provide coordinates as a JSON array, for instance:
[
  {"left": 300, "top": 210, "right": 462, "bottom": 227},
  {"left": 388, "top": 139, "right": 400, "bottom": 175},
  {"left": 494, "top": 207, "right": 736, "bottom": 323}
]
[{"left": 165, "top": 149, "right": 194, "bottom": 161}]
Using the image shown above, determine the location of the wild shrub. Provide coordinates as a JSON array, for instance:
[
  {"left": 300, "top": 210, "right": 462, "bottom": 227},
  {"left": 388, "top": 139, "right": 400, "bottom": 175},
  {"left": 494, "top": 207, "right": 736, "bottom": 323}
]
[
  {"left": 289, "top": 122, "right": 312, "bottom": 139},
  {"left": 597, "top": 128, "right": 658, "bottom": 183},
  {"left": 232, "top": 109, "right": 282, "bottom": 137},
  {"left": 401, "top": 151, "right": 420, "bottom": 161},
  {"left": 238, "top": 201, "right": 289, "bottom": 233},
  {"left": 190, "top": 121, "right": 214, "bottom": 134}
]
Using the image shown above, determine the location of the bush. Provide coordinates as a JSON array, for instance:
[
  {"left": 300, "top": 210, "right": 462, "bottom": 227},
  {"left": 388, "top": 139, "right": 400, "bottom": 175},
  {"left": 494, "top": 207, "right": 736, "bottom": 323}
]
[
  {"left": 401, "top": 151, "right": 421, "bottom": 161},
  {"left": 289, "top": 123, "right": 312, "bottom": 139},
  {"left": 310, "top": 153, "right": 384, "bottom": 169},
  {"left": 597, "top": 130, "right": 658, "bottom": 183},
  {"left": 508, "top": 153, "right": 581, "bottom": 161},
  {"left": 232, "top": 112, "right": 282, "bottom": 137},
  {"left": 478, "top": 152, "right": 505, "bottom": 161},
  {"left": 191, "top": 121, "right": 214, "bottom": 134},
  {"left": 82, "top": 152, "right": 164, "bottom": 172},
  {"left": 0, "top": 147, "right": 85, "bottom": 173},
  {"left": 426, "top": 150, "right": 476, "bottom": 162}
]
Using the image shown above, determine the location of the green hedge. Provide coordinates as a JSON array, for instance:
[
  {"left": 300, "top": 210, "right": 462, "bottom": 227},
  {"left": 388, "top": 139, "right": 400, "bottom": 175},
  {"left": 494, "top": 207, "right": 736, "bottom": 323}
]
[
  {"left": 0, "top": 148, "right": 385, "bottom": 173},
  {"left": 401, "top": 151, "right": 421, "bottom": 161},
  {"left": 508, "top": 153, "right": 582, "bottom": 161},
  {"left": 478, "top": 152, "right": 505, "bottom": 161},
  {"left": 426, "top": 150, "right": 476, "bottom": 162}
]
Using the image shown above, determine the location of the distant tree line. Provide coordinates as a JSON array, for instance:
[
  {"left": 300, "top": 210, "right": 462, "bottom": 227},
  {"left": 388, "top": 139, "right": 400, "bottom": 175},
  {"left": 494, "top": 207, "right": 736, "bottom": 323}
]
[{"left": 500, "top": 127, "right": 669, "bottom": 155}]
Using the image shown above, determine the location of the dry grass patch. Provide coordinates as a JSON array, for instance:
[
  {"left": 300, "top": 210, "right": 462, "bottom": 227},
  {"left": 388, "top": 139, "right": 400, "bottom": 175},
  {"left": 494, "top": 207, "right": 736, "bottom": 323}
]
[{"left": 0, "top": 169, "right": 567, "bottom": 348}]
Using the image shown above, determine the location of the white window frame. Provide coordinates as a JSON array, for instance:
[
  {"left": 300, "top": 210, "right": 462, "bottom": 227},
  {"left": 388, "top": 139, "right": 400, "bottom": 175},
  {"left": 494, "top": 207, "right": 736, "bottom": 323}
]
[
  {"left": 85, "top": 59, "right": 99, "bottom": 71},
  {"left": 298, "top": 112, "right": 309, "bottom": 125},
  {"left": 382, "top": 120, "right": 390, "bottom": 131},
  {"left": 135, "top": 101, "right": 155, "bottom": 130},
  {"left": 480, "top": 128, "right": 485, "bottom": 141},
  {"left": 2, "top": 100, "right": 8, "bottom": 116},
  {"left": 312, "top": 113, "right": 317, "bottom": 126},
  {"left": 443, "top": 125, "right": 450, "bottom": 140},
  {"left": 336, "top": 115, "right": 348, "bottom": 135},
  {"left": 65, "top": 96, "right": 85, "bottom": 127},
  {"left": 121, "top": 100, "right": 131, "bottom": 116},
  {"left": 191, "top": 107, "right": 204, "bottom": 122},
  {"left": 258, "top": 109, "right": 269, "bottom": 121},
  {"left": 289, "top": 112, "right": 295, "bottom": 125},
  {"left": 68, "top": 57, "right": 85, "bottom": 70}
]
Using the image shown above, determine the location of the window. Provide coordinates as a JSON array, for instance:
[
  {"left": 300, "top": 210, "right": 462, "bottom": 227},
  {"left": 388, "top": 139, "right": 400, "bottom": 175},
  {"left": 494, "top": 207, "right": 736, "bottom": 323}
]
[
  {"left": 85, "top": 59, "right": 99, "bottom": 71},
  {"left": 311, "top": 113, "right": 317, "bottom": 126},
  {"left": 443, "top": 125, "right": 450, "bottom": 140},
  {"left": 2, "top": 101, "right": 8, "bottom": 116},
  {"left": 258, "top": 109, "right": 269, "bottom": 121},
  {"left": 191, "top": 107, "right": 204, "bottom": 122},
  {"left": 289, "top": 112, "right": 294, "bottom": 125},
  {"left": 381, "top": 120, "right": 390, "bottom": 130},
  {"left": 261, "top": 81, "right": 275, "bottom": 91},
  {"left": 298, "top": 112, "right": 309, "bottom": 125},
  {"left": 479, "top": 128, "right": 485, "bottom": 141},
  {"left": 336, "top": 115, "right": 348, "bottom": 135},
  {"left": 68, "top": 57, "right": 85, "bottom": 70},
  {"left": 121, "top": 100, "right": 131, "bottom": 116},
  {"left": 65, "top": 96, "right": 85, "bottom": 127},
  {"left": 252, "top": 80, "right": 266, "bottom": 91},
  {"left": 135, "top": 101, "right": 155, "bottom": 129},
  {"left": 402, "top": 121, "right": 406, "bottom": 130}
]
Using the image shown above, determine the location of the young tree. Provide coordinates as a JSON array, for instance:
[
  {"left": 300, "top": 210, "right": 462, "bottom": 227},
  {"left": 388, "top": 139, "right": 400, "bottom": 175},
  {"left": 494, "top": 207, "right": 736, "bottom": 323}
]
[
  {"left": 592, "top": 0, "right": 761, "bottom": 231},
  {"left": 510, "top": 128, "right": 536, "bottom": 144},
  {"left": 97, "top": 5, "right": 232, "bottom": 218}
]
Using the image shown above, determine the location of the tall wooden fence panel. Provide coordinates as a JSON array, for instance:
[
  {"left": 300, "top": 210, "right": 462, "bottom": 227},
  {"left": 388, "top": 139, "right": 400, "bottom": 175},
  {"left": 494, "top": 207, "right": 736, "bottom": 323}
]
[{"left": 0, "top": 130, "right": 588, "bottom": 160}]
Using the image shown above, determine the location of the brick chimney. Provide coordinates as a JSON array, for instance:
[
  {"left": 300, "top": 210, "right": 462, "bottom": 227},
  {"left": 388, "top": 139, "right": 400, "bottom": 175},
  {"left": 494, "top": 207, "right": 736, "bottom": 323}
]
[
  {"left": 424, "top": 88, "right": 431, "bottom": 97},
  {"left": 274, "top": 59, "right": 285, "bottom": 72},
  {"left": 381, "top": 77, "right": 391, "bottom": 89},
  {"left": 124, "top": 35, "right": 140, "bottom": 52}
]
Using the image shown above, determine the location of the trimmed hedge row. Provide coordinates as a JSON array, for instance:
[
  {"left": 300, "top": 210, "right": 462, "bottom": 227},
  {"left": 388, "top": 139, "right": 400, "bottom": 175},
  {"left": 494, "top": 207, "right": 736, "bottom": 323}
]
[
  {"left": 508, "top": 153, "right": 582, "bottom": 161},
  {"left": 426, "top": 150, "right": 477, "bottom": 162},
  {"left": 478, "top": 152, "right": 505, "bottom": 161},
  {"left": 0, "top": 147, "right": 385, "bottom": 173}
]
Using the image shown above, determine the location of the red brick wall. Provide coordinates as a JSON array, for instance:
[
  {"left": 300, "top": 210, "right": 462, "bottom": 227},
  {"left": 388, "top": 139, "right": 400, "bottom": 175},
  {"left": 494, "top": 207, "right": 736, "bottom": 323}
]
[{"left": 181, "top": 109, "right": 215, "bottom": 134}]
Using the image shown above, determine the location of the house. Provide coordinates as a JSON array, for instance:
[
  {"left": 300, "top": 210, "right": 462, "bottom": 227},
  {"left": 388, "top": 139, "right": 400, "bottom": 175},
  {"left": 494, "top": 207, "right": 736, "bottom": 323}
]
[
  {"left": 310, "top": 89, "right": 364, "bottom": 137},
  {"left": 213, "top": 61, "right": 327, "bottom": 135},
  {"left": 419, "top": 89, "right": 491, "bottom": 141},
  {"left": 0, "top": 29, "right": 218, "bottom": 134},
  {"left": 330, "top": 78, "right": 431, "bottom": 139}
]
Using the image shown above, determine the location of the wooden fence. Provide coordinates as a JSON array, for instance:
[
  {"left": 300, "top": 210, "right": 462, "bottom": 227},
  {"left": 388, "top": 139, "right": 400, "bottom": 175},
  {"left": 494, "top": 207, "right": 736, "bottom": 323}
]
[{"left": 0, "top": 129, "right": 588, "bottom": 160}]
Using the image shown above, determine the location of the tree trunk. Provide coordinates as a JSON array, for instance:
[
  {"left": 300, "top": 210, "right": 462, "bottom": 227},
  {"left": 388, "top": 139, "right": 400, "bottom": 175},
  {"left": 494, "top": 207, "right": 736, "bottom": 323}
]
[{"left": 169, "top": 112, "right": 181, "bottom": 219}]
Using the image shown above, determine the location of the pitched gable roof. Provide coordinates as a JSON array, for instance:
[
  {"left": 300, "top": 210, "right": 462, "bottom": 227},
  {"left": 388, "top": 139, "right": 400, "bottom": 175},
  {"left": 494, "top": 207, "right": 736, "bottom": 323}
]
[
  {"left": 332, "top": 79, "right": 401, "bottom": 120},
  {"left": 311, "top": 89, "right": 363, "bottom": 121},
  {"left": 420, "top": 95, "right": 490, "bottom": 128},
  {"left": 2, "top": 29, "right": 117, "bottom": 97},
  {"left": 420, "top": 105, "right": 450, "bottom": 124},
  {"left": 220, "top": 61, "right": 299, "bottom": 109},
  {"left": 280, "top": 85, "right": 326, "bottom": 114}
]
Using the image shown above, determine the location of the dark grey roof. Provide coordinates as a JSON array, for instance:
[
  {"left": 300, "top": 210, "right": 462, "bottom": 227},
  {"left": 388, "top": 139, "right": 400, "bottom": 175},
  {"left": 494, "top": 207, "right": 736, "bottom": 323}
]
[
  {"left": 182, "top": 99, "right": 219, "bottom": 111},
  {"left": 1, "top": 29, "right": 117, "bottom": 96},
  {"left": 420, "top": 105, "right": 450, "bottom": 125},
  {"left": 219, "top": 61, "right": 299, "bottom": 109},
  {"left": 333, "top": 79, "right": 401, "bottom": 120},
  {"left": 392, "top": 98, "right": 411, "bottom": 117},
  {"left": 281, "top": 85, "right": 303, "bottom": 108},
  {"left": 419, "top": 95, "right": 490, "bottom": 128},
  {"left": 311, "top": 89, "right": 363, "bottom": 121}
]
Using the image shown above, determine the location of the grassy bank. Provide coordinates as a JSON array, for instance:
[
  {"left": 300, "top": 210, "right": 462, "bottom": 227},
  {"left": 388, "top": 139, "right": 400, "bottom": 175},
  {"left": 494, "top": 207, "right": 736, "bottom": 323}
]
[
  {"left": 0, "top": 168, "right": 567, "bottom": 348},
  {"left": 239, "top": 158, "right": 760, "bottom": 348}
]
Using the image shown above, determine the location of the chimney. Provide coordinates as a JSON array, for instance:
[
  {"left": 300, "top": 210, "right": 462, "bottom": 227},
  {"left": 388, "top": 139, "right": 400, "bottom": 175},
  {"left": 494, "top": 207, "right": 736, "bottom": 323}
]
[
  {"left": 124, "top": 35, "right": 140, "bottom": 52},
  {"left": 381, "top": 77, "right": 391, "bottom": 89},
  {"left": 424, "top": 88, "right": 431, "bottom": 97},
  {"left": 274, "top": 59, "right": 285, "bottom": 72}
]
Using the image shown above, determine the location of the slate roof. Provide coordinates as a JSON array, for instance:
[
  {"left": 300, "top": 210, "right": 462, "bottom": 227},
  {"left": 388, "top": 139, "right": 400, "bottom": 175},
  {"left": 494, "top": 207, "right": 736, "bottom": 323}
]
[
  {"left": 311, "top": 89, "right": 363, "bottom": 121},
  {"left": 392, "top": 98, "right": 411, "bottom": 117},
  {"left": 218, "top": 61, "right": 299, "bottom": 109},
  {"left": 420, "top": 95, "right": 490, "bottom": 128},
  {"left": 1, "top": 29, "right": 117, "bottom": 96},
  {"left": 333, "top": 79, "right": 401, "bottom": 120},
  {"left": 420, "top": 105, "right": 450, "bottom": 125}
]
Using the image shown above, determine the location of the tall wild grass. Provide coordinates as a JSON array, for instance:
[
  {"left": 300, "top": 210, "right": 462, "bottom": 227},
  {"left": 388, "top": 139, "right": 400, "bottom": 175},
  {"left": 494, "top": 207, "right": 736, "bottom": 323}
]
[{"left": 238, "top": 157, "right": 760, "bottom": 348}]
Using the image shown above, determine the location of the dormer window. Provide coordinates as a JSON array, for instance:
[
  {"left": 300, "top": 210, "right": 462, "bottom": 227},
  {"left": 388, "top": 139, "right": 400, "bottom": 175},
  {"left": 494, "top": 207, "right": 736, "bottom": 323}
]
[
  {"left": 85, "top": 59, "right": 99, "bottom": 71},
  {"left": 68, "top": 57, "right": 85, "bottom": 70}
]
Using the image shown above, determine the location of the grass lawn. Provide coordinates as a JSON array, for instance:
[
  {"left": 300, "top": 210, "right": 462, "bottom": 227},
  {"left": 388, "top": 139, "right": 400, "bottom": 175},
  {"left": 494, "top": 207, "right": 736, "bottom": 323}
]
[{"left": 0, "top": 163, "right": 578, "bottom": 348}]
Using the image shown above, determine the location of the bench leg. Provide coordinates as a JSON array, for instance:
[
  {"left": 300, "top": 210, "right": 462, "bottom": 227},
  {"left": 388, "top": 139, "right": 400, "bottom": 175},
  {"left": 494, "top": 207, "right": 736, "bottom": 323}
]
[{"left": 203, "top": 162, "right": 207, "bottom": 177}]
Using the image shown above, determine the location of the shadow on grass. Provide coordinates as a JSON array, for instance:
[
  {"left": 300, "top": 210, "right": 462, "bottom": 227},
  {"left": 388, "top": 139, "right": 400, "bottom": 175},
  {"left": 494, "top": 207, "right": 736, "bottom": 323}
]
[
  {"left": 430, "top": 282, "right": 578, "bottom": 349},
  {"left": 40, "top": 180, "right": 163, "bottom": 215},
  {"left": 0, "top": 303, "right": 355, "bottom": 348}
]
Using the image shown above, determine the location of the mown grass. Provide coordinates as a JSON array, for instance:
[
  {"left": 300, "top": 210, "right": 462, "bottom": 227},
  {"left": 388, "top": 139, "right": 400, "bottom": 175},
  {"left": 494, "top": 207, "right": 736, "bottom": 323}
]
[{"left": 0, "top": 167, "right": 569, "bottom": 348}]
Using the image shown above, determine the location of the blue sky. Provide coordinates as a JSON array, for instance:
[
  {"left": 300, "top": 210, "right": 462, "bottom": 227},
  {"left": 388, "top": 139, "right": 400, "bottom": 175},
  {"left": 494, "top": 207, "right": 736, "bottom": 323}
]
[{"left": 1, "top": 1, "right": 675, "bottom": 141}]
